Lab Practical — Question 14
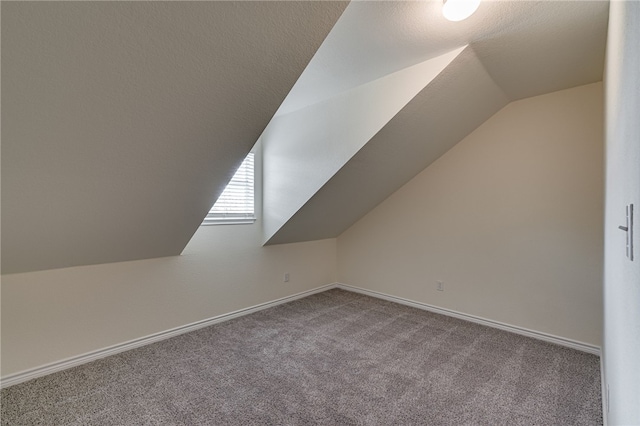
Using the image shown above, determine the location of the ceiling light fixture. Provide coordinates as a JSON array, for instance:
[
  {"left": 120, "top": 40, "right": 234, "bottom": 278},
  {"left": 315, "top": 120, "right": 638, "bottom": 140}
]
[{"left": 442, "top": 0, "right": 481, "bottom": 22}]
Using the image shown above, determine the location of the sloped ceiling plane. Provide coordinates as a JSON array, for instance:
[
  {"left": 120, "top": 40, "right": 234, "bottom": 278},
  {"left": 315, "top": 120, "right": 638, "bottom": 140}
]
[{"left": 1, "top": 1, "right": 609, "bottom": 274}]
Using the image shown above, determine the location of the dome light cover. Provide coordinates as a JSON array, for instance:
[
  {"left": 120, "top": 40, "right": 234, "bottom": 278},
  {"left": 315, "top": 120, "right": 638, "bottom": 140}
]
[{"left": 442, "top": 0, "right": 481, "bottom": 22}]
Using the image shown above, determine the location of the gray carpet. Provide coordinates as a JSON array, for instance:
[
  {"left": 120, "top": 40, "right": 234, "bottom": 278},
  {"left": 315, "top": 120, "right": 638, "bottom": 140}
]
[{"left": 1, "top": 289, "right": 602, "bottom": 425}]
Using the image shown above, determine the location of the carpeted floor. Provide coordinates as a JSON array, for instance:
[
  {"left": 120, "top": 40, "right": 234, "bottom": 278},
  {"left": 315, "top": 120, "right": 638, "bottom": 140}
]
[{"left": 1, "top": 289, "right": 602, "bottom": 425}]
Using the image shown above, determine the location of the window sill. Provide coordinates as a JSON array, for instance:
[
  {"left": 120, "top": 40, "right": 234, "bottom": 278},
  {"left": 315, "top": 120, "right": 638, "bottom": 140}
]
[{"left": 201, "top": 218, "right": 256, "bottom": 226}]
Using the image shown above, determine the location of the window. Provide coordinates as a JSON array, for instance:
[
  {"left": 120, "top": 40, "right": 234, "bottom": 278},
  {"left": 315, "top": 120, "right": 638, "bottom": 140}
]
[{"left": 202, "top": 152, "right": 255, "bottom": 225}]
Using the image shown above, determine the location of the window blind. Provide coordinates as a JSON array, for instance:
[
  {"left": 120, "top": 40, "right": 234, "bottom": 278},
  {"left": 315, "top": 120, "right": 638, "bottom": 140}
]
[{"left": 203, "top": 153, "right": 255, "bottom": 225}]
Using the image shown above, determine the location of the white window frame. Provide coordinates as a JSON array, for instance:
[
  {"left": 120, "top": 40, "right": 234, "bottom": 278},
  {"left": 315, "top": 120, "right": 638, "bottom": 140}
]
[{"left": 202, "top": 152, "right": 256, "bottom": 226}]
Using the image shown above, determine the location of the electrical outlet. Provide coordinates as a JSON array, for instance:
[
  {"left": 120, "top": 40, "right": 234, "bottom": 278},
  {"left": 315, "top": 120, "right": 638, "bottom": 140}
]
[
  {"left": 436, "top": 280, "right": 444, "bottom": 291},
  {"left": 284, "top": 273, "right": 290, "bottom": 282}
]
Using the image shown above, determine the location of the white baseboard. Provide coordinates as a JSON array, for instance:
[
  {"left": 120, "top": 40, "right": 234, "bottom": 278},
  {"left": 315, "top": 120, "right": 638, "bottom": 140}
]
[
  {"left": 2, "top": 282, "right": 600, "bottom": 389},
  {"left": 336, "top": 283, "right": 601, "bottom": 356},
  {"left": 0, "top": 283, "right": 339, "bottom": 389}
]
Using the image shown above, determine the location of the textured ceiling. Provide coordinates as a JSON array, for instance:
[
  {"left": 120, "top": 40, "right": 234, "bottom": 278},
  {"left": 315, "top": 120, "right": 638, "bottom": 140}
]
[
  {"left": 264, "top": 0, "right": 609, "bottom": 245},
  {"left": 1, "top": 1, "right": 348, "bottom": 274},
  {"left": 277, "top": 1, "right": 608, "bottom": 116},
  {"left": 1, "top": 1, "right": 610, "bottom": 272}
]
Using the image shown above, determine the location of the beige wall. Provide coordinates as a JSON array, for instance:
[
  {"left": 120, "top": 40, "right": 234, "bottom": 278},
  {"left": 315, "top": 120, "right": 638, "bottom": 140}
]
[
  {"left": 338, "top": 82, "right": 604, "bottom": 346},
  {"left": 0, "top": 145, "right": 337, "bottom": 377},
  {"left": 603, "top": 2, "right": 640, "bottom": 423},
  {"left": 1, "top": 233, "right": 336, "bottom": 378}
]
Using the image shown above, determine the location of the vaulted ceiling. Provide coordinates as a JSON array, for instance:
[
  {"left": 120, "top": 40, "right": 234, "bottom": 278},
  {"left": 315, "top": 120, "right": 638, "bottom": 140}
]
[
  {"left": 262, "top": 0, "right": 609, "bottom": 244},
  {"left": 1, "top": 1, "right": 609, "bottom": 274},
  {"left": 1, "top": 1, "right": 348, "bottom": 274}
]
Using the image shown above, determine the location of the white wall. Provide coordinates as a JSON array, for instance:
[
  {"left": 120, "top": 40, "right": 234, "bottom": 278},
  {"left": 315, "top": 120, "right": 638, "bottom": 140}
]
[
  {"left": 603, "top": 2, "right": 640, "bottom": 424},
  {"left": 0, "top": 145, "right": 337, "bottom": 377},
  {"left": 338, "top": 83, "right": 604, "bottom": 347},
  {"left": 262, "top": 48, "right": 464, "bottom": 244}
]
